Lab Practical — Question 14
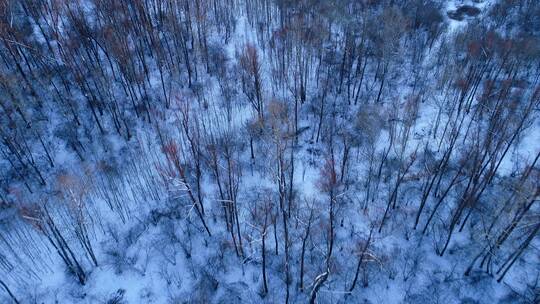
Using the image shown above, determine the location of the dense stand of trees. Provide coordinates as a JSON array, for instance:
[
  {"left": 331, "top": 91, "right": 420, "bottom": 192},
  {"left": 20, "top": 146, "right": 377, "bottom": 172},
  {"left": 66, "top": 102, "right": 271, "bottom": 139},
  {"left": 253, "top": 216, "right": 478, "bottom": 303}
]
[{"left": 0, "top": 0, "right": 539, "bottom": 303}]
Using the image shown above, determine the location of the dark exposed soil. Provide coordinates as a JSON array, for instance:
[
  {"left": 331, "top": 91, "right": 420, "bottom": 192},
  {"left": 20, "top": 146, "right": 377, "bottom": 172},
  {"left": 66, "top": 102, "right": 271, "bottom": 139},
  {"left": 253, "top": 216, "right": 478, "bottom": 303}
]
[{"left": 447, "top": 5, "right": 481, "bottom": 21}]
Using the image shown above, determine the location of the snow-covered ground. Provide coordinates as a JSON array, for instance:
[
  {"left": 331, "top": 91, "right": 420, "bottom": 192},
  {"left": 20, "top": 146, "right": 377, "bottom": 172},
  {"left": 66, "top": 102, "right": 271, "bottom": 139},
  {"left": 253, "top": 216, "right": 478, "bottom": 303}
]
[{"left": 0, "top": 1, "right": 538, "bottom": 303}]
